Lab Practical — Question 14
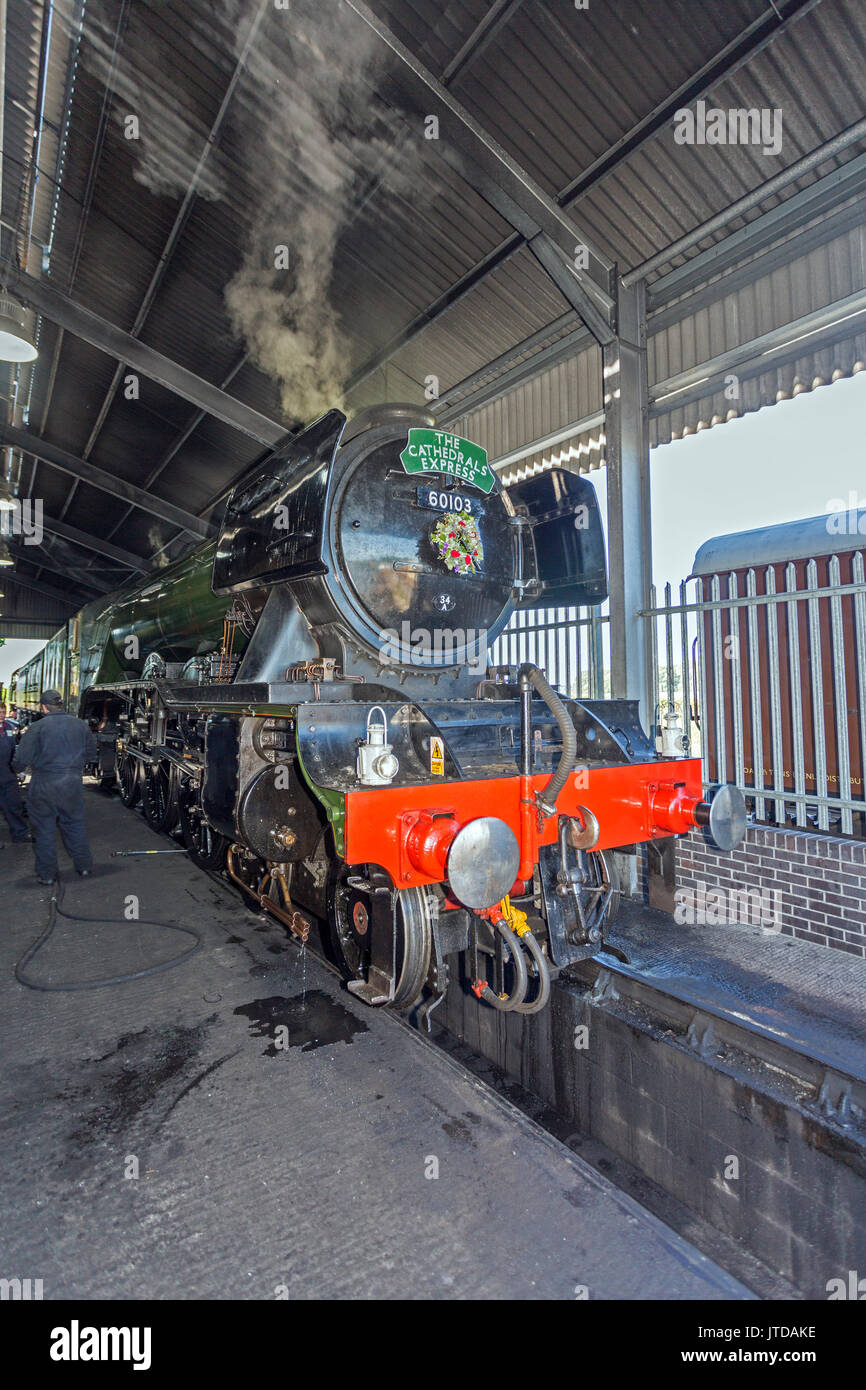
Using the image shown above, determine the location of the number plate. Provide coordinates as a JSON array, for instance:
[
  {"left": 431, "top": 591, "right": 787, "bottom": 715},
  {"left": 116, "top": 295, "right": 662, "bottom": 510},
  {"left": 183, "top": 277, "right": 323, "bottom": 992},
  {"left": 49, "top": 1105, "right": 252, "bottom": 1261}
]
[{"left": 415, "top": 485, "right": 479, "bottom": 517}]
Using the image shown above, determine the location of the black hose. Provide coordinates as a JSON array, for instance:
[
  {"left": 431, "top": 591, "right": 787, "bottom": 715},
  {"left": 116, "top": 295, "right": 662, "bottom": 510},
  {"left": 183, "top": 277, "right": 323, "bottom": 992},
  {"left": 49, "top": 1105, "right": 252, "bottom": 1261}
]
[
  {"left": 14, "top": 874, "right": 203, "bottom": 992},
  {"left": 515, "top": 931, "right": 551, "bottom": 1015},
  {"left": 521, "top": 663, "right": 577, "bottom": 816},
  {"left": 478, "top": 918, "right": 528, "bottom": 1011}
]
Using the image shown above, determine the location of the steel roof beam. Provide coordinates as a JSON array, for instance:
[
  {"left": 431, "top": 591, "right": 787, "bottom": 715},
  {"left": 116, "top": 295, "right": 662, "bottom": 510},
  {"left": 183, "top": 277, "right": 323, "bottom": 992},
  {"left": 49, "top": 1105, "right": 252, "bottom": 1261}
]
[
  {"left": 345, "top": 0, "right": 820, "bottom": 382},
  {"left": 0, "top": 422, "right": 217, "bottom": 540},
  {"left": 4, "top": 541, "right": 111, "bottom": 594},
  {"left": 343, "top": 0, "right": 615, "bottom": 343},
  {"left": 526, "top": 234, "right": 613, "bottom": 345},
  {"left": 649, "top": 287, "right": 866, "bottom": 416},
  {"left": 441, "top": 0, "right": 525, "bottom": 84},
  {"left": 1, "top": 265, "right": 287, "bottom": 448},
  {"left": 40, "top": 514, "right": 151, "bottom": 572},
  {"left": 1, "top": 570, "right": 87, "bottom": 608},
  {"left": 624, "top": 114, "right": 866, "bottom": 288},
  {"left": 647, "top": 151, "right": 866, "bottom": 312}
]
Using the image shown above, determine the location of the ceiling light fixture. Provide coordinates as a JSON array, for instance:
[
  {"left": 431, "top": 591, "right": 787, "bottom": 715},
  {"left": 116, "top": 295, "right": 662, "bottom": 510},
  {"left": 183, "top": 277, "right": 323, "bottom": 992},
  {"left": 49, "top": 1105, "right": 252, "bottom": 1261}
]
[{"left": 0, "top": 293, "right": 37, "bottom": 362}]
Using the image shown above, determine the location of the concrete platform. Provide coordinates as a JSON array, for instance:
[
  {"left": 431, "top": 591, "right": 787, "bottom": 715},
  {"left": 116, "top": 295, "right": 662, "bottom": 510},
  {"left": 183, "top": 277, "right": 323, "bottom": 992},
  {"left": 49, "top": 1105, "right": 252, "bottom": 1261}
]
[
  {"left": 0, "top": 786, "right": 751, "bottom": 1301},
  {"left": 608, "top": 902, "right": 866, "bottom": 1084}
]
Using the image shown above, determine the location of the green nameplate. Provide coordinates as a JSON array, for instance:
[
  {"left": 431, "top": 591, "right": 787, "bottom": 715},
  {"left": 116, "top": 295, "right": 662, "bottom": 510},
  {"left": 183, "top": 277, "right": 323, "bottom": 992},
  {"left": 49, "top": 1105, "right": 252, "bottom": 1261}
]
[{"left": 399, "top": 428, "right": 494, "bottom": 494}]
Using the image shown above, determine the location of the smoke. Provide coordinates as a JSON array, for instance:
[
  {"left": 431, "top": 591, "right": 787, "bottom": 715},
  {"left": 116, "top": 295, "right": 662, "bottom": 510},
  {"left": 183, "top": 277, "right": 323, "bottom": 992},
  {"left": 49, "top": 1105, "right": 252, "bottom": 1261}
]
[
  {"left": 57, "top": 0, "right": 424, "bottom": 424},
  {"left": 52, "top": 0, "right": 226, "bottom": 202},
  {"left": 145, "top": 526, "right": 174, "bottom": 570},
  {"left": 220, "top": 0, "right": 417, "bottom": 423},
  {"left": 223, "top": 200, "right": 349, "bottom": 423}
]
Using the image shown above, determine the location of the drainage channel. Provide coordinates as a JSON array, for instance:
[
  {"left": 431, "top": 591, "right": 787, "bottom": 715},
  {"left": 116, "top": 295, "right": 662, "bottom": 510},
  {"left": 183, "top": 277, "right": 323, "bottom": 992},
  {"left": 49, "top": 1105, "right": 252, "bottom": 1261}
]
[{"left": 431, "top": 945, "right": 866, "bottom": 1299}]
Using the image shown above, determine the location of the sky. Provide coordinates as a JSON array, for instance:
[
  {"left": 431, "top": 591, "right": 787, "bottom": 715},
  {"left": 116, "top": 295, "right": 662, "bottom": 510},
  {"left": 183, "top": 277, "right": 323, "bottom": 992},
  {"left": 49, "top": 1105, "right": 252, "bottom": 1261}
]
[
  {"left": 588, "top": 369, "right": 866, "bottom": 596},
  {"left": 649, "top": 370, "right": 866, "bottom": 592},
  {"left": 1, "top": 371, "right": 864, "bottom": 689}
]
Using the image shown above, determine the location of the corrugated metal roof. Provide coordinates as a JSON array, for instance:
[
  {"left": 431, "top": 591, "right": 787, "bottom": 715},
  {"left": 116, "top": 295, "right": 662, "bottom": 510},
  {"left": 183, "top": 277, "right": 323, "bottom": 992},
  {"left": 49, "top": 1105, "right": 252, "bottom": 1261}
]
[
  {"left": 1, "top": 0, "right": 865, "bottom": 624},
  {"left": 650, "top": 219, "right": 866, "bottom": 444},
  {"left": 417, "top": 217, "right": 866, "bottom": 480},
  {"left": 451, "top": 0, "right": 766, "bottom": 197},
  {"left": 352, "top": 0, "right": 866, "bottom": 444}
]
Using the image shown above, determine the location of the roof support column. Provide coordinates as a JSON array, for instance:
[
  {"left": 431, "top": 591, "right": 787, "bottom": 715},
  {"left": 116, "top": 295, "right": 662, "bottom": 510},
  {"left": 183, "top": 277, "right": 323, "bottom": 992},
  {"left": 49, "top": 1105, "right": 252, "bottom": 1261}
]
[{"left": 604, "top": 279, "right": 654, "bottom": 734}]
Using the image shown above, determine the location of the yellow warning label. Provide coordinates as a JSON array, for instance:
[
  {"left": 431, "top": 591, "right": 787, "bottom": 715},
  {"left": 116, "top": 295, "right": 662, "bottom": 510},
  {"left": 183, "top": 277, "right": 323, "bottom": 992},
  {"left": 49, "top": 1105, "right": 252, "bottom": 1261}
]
[{"left": 430, "top": 736, "right": 445, "bottom": 776}]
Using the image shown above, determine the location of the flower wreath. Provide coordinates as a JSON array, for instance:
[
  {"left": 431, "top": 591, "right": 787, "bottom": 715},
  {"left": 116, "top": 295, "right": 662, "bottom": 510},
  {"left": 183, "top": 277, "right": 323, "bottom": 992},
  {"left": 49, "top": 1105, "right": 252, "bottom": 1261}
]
[{"left": 430, "top": 513, "right": 484, "bottom": 574}]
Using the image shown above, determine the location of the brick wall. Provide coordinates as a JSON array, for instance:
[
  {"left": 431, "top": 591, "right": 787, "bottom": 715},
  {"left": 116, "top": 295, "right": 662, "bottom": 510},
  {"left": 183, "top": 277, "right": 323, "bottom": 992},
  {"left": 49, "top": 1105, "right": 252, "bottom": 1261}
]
[{"left": 636, "top": 825, "right": 866, "bottom": 958}]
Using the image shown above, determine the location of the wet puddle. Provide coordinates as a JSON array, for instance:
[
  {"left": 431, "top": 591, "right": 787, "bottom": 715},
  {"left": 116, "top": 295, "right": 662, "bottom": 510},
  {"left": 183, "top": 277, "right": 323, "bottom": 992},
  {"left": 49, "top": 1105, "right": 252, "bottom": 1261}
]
[{"left": 234, "top": 991, "right": 368, "bottom": 1055}]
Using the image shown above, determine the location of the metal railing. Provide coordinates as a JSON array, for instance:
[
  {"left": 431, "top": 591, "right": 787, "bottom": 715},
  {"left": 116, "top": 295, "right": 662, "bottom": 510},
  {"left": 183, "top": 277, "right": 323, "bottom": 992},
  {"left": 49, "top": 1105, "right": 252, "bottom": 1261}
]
[
  {"left": 489, "top": 604, "right": 610, "bottom": 699},
  {"left": 642, "top": 553, "right": 866, "bottom": 839}
]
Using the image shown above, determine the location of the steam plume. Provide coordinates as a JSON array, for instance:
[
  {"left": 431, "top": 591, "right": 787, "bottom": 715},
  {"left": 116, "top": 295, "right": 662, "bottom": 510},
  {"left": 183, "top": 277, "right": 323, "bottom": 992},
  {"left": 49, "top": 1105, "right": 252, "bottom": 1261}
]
[
  {"left": 57, "top": 0, "right": 421, "bottom": 424},
  {"left": 220, "top": 0, "right": 414, "bottom": 423}
]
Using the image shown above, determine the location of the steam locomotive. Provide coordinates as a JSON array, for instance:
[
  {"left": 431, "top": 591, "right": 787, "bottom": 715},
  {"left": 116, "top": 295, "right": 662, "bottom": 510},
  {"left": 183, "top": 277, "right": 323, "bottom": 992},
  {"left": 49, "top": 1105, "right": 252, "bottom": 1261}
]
[{"left": 9, "top": 404, "right": 745, "bottom": 1022}]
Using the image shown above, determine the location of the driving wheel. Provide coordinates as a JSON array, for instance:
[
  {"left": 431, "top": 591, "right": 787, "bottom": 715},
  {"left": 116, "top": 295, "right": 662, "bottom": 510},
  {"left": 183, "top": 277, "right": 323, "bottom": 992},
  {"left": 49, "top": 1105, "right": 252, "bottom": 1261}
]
[{"left": 326, "top": 861, "right": 432, "bottom": 1008}]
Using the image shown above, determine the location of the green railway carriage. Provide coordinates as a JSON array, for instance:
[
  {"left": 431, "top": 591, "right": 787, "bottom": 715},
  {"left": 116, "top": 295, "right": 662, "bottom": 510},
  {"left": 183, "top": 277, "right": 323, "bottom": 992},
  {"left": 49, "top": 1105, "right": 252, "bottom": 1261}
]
[{"left": 9, "top": 644, "right": 48, "bottom": 713}]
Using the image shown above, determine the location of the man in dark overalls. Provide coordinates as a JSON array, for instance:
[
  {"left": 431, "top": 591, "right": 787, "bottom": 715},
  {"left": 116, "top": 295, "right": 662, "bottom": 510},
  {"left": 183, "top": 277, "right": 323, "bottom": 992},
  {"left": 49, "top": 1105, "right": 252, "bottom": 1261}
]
[
  {"left": 0, "top": 702, "right": 29, "bottom": 843},
  {"left": 13, "top": 689, "right": 97, "bottom": 884}
]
